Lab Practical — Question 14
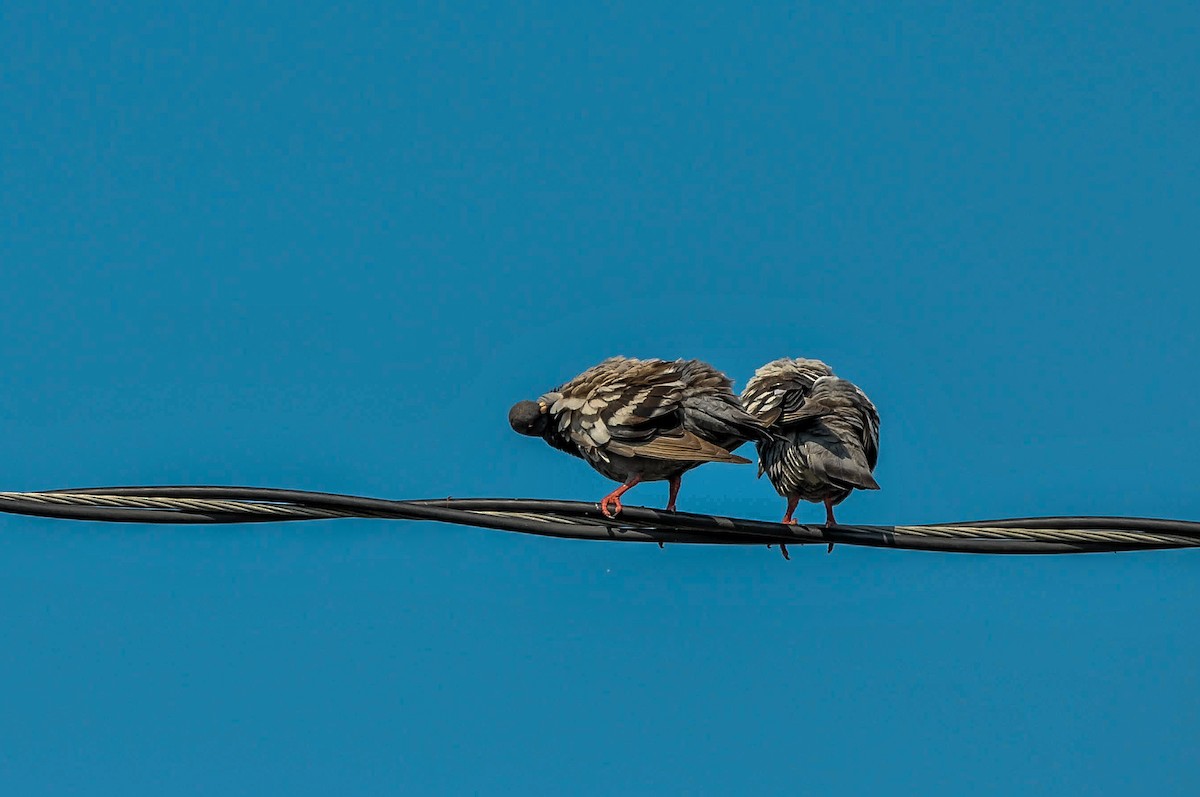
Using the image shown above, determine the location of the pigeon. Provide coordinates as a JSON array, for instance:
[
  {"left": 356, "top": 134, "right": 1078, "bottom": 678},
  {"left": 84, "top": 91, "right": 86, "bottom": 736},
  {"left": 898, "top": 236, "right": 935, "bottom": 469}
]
[
  {"left": 741, "top": 358, "right": 880, "bottom": 532},
  {"left": 509, "top": 356, "right": 769, "bottom": 517}
]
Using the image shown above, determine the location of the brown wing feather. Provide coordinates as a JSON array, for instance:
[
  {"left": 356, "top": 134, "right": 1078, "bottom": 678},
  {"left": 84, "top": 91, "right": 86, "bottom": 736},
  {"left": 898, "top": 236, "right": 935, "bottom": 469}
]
[
  {"left": 606, "top": 430, "right": 751, "bottom": 464},
  {"left": 740, "top": 358, "right": 834, "bottom": 428}
]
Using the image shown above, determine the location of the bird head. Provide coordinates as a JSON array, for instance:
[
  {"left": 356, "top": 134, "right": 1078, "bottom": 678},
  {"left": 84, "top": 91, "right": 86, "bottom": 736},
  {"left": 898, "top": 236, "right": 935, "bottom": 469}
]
[{"left": 508, "top": 400, "right": 549, "bottom": 437}]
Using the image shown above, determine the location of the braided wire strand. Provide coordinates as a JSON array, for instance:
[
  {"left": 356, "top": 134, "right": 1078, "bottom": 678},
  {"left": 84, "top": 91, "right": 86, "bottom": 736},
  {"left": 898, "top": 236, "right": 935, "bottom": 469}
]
[{"left": 0, "top": 487, "right": 1197, "bottom": 554}]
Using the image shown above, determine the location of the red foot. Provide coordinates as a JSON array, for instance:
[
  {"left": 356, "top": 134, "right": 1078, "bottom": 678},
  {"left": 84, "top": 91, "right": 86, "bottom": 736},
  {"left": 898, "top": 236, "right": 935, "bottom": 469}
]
[
  {"left": 600, "top": 495, "right": 624, "bottom": 518},
  {"left": 599, "top": 478, "right": 641, "bottom": 519},
  {"left": 781, "top": 496, "right": 800, "bottom": 526}
]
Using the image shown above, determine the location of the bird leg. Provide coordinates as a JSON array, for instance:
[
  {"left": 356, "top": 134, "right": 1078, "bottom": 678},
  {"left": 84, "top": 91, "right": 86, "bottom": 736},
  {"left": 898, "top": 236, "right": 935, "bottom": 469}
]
[
  {"left": 781, "top": 496, "right": 800, "bottom": 525},
  {"left": 599, "top": 477, "right": 641, "bottom": 518},
  {"left": 768, "top": 497, "right": 801, "bottom": 559},
  {"left": 665, "top": 475, "right": 682, "bottom": 512}
]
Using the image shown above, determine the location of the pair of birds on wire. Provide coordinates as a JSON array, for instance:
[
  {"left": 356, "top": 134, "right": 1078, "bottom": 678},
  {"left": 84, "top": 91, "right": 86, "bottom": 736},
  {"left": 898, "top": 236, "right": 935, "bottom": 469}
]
[{"left": 508, "top": 356, "right": 880, "bottom": 535}]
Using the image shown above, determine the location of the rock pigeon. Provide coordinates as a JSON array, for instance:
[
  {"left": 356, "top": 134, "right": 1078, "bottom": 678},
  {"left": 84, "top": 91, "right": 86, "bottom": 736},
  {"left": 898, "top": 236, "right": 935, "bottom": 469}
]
[
  {"left": 509, "top": 356, "right": 768, "bottom": 517},
  {"left": 741, "top": 358, "right": 880, "bottom": 528}
]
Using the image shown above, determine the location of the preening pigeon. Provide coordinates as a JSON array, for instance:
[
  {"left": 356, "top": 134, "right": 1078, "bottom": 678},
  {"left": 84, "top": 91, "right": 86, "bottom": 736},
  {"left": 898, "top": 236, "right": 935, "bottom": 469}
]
[
  {"left": 509, "top": 356, "right": 768, "bottom": 517},
  {"left": 741, "top": 358, "right": 880, "bottom": 528}
]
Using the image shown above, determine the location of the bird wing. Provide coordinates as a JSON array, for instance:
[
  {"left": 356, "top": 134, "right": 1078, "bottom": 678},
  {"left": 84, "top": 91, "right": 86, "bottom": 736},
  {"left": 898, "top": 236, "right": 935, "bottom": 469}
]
[
  {"left": 674, "top": 359, "right": 770, "bottom": 447},
  {"left": 547, "top": 357, "right": 749, "bottom": 463},
  {"left": 783, "top": 376, "right": 881, "bottom": 487},
  {"left": 606, "top": 430, "right": 751, "bottom": 463},
  {"left": 741, "top": 358, "right": 834, "bottom": 427}
]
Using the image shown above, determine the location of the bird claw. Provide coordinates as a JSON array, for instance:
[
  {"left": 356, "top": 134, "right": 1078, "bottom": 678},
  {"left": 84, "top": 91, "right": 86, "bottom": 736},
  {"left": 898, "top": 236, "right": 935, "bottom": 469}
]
[
  {"left": 767, "top": 543, "right": 791, "bottom": 561},
  {"left": 599, "top": 497, "right": 622, "bottom": 518}
]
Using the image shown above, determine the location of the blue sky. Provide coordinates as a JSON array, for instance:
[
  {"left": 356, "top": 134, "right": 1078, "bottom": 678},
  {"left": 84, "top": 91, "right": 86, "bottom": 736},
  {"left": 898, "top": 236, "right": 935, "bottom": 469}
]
[{"left": 2, "top": 1, "right": 1198, "bottom": 794}]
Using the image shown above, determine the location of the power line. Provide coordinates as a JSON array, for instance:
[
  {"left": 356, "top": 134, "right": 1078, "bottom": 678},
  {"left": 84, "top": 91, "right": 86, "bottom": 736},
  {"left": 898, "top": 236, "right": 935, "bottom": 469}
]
[{"left": 0, "top": 485, "right": 1196, "bottom": 555}]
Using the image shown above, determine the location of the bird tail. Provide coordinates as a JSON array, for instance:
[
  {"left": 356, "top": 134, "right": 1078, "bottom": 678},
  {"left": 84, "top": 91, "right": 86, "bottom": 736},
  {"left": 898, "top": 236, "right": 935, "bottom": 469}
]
[{"left": 684, "top": 397, "right": 774, "bottom": 447}]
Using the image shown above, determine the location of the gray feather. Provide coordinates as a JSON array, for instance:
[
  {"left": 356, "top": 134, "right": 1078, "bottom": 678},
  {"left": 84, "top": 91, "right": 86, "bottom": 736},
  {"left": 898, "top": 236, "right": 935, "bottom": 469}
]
[
  {"left": 515, "top": 356, "right": 762, "bottom": 487},
  {"left": 741, "top": 359, "right": 881, "bottom": 513}
]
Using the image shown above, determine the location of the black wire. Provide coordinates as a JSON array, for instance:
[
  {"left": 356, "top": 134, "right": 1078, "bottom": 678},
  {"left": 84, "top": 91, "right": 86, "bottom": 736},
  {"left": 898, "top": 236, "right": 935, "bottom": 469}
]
[{"left": 1, "top": 485, "right": 1196, "bottom": 554}]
